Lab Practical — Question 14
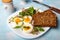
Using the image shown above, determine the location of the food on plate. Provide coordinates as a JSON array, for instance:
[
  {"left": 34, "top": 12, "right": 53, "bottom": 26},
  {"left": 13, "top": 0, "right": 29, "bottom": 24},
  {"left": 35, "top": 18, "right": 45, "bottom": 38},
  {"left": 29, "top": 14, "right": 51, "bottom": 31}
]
[
  {"left": 32, "top": 10, "right": 57, "bottom": 27},
  {"left": 8, "top": 7, "right": 45, "bottom": 34},
  {"left": 14, "top": 17, "right": 23, "bottom": 24},
  {"left": 19, "top": 7, "right": 36, "bottom": 16},
  {"left": 9, "top": 16, "right": 23, "bottom": 28},
  {"left": 8, "top": 7, "right": 57, "bottom": 35},
  {"left": 22, "top": 24, "right": 33, "bottom": 33},
  {"left": 23, "top": 16, "right": 32, "bottom": 23}
]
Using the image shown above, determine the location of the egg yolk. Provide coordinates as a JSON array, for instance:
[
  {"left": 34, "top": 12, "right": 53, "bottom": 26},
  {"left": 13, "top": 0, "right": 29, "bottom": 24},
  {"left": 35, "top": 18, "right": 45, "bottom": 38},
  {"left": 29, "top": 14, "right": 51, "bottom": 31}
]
[
  {"left": 24, "top": 17, "right": 30, "bottom": 23},
  {"left": 23, "top": 26, "right": 30, "bottom": 31},
  {"left": 14, "top": 17, "right": 21, "bottom": 24}
]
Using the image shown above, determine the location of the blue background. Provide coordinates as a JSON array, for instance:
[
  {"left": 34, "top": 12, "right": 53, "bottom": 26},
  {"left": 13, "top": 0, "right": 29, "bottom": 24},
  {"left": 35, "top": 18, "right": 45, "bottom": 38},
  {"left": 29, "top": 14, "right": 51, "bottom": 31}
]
[{"left": 0, "top": 0, "right": 60, "bottom": 40}]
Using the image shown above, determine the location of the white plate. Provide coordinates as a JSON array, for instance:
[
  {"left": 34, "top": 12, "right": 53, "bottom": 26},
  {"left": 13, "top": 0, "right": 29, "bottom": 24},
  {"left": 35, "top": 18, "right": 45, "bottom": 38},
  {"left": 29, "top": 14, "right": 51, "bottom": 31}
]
[{"left": 7, "top": 7, "right": 50, "bottom": 39}]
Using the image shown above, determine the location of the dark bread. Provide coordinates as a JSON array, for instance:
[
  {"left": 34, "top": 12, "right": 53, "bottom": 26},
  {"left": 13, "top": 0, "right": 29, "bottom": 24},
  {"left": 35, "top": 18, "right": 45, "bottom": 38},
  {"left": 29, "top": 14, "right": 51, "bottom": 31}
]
[{"left": 32, "top": 10, "right": 57, "bottom": 27}]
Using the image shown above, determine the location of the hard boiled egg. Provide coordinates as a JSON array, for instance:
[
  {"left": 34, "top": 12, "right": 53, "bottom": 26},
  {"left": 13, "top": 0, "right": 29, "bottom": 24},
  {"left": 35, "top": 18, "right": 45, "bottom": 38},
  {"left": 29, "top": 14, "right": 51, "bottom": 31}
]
[
  {"left": 10, "top": 22, "right": 17, "bottom": 28},
  {"left": 10, "top": 22, "right": 23, "bottom": 28},
  {"left": 23, "top": 16, "right": 32, "bottom": 24},
  {"left": 14, "top": 17, "right": 23, "bottom": 24},
  {"left": 23, "top": 24, "right": 33, "bottom": 33}
]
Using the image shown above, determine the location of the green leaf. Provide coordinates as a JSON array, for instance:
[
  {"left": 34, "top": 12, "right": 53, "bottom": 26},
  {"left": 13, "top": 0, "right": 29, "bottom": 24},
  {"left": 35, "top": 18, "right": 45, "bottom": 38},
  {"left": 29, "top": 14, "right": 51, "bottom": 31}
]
[
  {"left": 19, "top": 12, "right": 25, "bottom": 16},
  {"left": 27, "top": 7, "right": 35, "bottom": 16},
  {"left": 34, "top": 26, "right": 44, "bottom": 32},
  {"left": 14, "top": 26, "right": 21, "bottom": 29},
  {"left": 28, "top": 7, "right": 34, "bottom": 13},
  {"left": 34, "top": 27, "right": 38, "bottom": 31},
  {"left": 19, "top": 7, "right": 35, "bottom": 16},
  {"left": 38, "top": 27, "right": 44, "bottom": 31}
]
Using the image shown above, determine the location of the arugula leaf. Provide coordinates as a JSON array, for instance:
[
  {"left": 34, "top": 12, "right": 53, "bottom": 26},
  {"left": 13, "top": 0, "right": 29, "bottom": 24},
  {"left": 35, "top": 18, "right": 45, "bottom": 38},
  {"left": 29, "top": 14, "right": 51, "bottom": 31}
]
[
  {"left": 38, "top": 27, "right": 44, "bottom": 31},
  {"left": 34, "top": 27, "right": 38, "bottom": 31},
  {"left": 14, "top": 26, "right": 21, "bottom": 29},
  {"left": 19, "top": 12, "right": 25, "bottom": 16},
  {"left": 34, "top": 26, "right": 44, "bottom": 32},
  {"left": 27, "top": 7, "right": 35, "bottom": 16},
  {"left": 19, "top": 7, "right": 35, "bottom": 16},
  {"left": 28, "top": 7, "right": 34, "bottom": 13}
]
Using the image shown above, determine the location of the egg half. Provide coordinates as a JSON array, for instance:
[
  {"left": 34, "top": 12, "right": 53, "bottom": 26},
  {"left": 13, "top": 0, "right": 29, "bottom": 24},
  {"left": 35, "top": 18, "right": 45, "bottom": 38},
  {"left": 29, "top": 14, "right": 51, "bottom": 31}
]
[
  {"left": 23, "top": 24, "right": 33, "bottom": 33},
  {"left": 13, "top": 17, "right": 23, "bottom": 26},
  {"left": 23, "top": 16, "right": 32, "bottom": 24},
  {"left": 14, "top": 17, "right": 23, "bottom": 24}
]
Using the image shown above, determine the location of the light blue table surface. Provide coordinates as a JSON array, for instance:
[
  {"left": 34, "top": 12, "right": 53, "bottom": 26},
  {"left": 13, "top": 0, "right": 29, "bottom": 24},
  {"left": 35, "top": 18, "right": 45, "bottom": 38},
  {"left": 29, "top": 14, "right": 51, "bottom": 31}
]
[{"left": 0, "top": 0, "right": 60, "bottom": 40}]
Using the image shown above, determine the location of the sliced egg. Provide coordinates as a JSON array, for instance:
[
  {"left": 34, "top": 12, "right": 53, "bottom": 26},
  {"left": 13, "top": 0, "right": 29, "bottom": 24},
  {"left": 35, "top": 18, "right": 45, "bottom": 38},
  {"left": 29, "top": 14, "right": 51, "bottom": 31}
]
[
  {"left": 10, "top": 22, "right": 17, "bottom": 28},
  {"left": 10, "top": 22, "right": 23, "bottom": 28},
  {"left": 23, "top": 24, "right": 33, "bottom": 33},
  {"left": 18, "top": 22, "right": 23, "bottom": 26},
  {"left": 23, "top": 16, "right": 32, "bottom": 24},
  {"left": 14, "top": 17, "right": 23, "bottom": 24}
]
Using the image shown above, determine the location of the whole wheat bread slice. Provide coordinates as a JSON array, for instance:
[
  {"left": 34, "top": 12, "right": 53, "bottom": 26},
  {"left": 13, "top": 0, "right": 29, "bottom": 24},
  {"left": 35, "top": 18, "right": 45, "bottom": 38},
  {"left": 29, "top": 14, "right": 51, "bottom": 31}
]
[{"left": 32, "top": 10, "right": 57, "bottom": 27}]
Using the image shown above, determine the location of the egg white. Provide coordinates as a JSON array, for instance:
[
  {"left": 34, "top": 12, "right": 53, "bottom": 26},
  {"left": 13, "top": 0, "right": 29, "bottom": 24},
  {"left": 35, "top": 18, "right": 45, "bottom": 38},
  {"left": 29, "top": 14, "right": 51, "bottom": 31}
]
[
  {"left": 18, "top": 22, "right": 23, "bottom": 26},
  {"left": 10, "top": 22, "right": 17, "bottom": 28},
  {"left": 14, "top": 17, "right": 23, "bottom": 23},
  {"left": 23, "top": 16, "right": 32, "bottom": 24},
  {"left": 22, "top": 23, "right": 33, "bottom": 33}
]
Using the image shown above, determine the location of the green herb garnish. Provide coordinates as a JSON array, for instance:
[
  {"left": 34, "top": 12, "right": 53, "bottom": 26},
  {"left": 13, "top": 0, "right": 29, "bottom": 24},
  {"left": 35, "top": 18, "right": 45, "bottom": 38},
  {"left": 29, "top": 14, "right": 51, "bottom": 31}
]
[
  {"left": 39, "top": 27, "right": 44, "bottom": 31},
  {"left": 27, "top": 7, "right": 35, "bottom": 15},
  {"left": 19, "top": 7, "right": 36, "bottom": 16},
  {"left": 14, "top": 26, "right": 21, "bottom": 29},
  {"left": 34, "top": 26, "right": 44, "bottom": 32}
]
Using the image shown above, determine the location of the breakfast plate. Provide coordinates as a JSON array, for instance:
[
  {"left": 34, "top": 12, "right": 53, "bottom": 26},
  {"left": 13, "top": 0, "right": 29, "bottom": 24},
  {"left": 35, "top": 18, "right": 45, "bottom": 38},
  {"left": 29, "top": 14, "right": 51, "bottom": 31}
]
[{"left": 7, "top": 7, "right": 50, "bottom": 39}]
